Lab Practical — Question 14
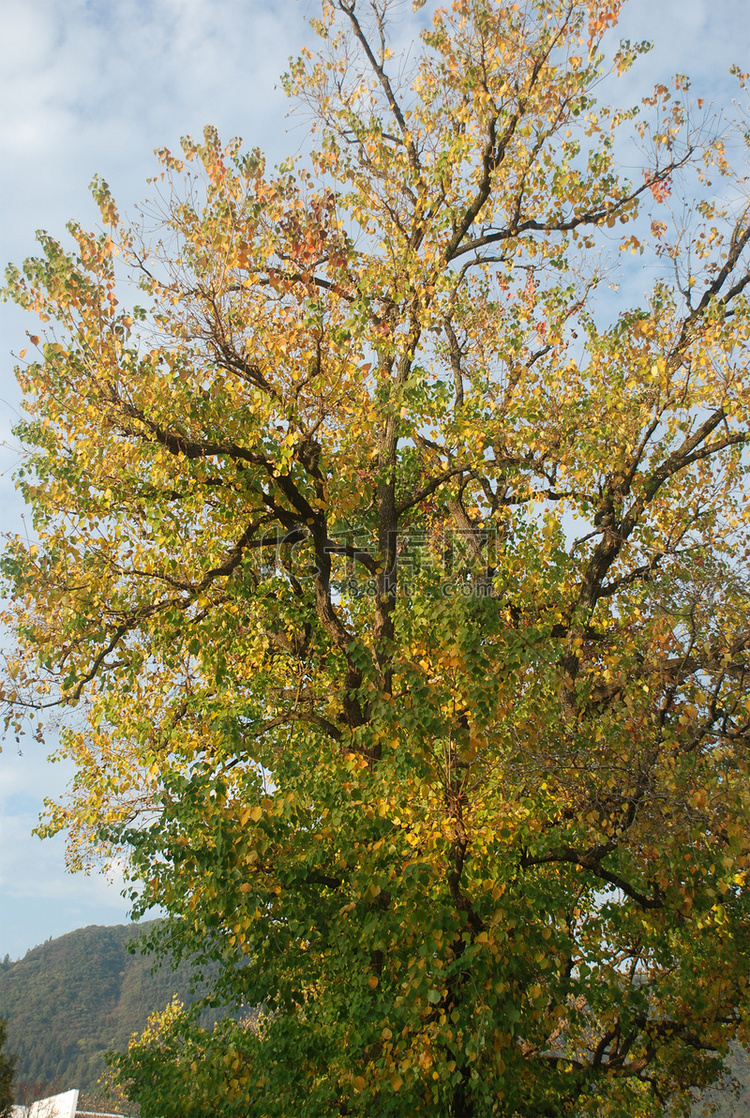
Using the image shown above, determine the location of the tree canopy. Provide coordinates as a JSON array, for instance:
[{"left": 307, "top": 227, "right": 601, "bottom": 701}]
[{"left": 2, "top": 1, "right": 750, "bottom": 1115}]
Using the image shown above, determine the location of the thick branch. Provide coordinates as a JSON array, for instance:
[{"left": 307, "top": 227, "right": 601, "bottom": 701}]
[{"left": 521, "top": 849, "right": 663, "bottom": 910}]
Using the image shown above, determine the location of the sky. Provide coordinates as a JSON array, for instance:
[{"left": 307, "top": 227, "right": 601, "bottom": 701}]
[{"left": 0, "top": 0, "right": 748, "bottom": 962}]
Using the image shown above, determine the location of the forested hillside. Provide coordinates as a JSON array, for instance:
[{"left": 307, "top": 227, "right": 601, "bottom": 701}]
[{"left": 0, "top": 922, "right": 214, "bottom": 1104}]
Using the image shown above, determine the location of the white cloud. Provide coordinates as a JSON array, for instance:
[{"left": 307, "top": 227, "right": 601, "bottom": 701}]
[
  {"left": 0, "top": 792, "right": 133, "bottom": 959},
  {"left": 0, "top": 0, "right": 302, "bottom": 265}
]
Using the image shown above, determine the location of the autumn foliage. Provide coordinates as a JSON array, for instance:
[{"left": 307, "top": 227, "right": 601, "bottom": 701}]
[{"left": 3, "top": 1, "right": 750, "bottom": 1115}]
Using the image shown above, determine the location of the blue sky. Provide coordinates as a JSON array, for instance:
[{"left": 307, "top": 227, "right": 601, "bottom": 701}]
[{"left": 1, "top": 0, "right": 748, "bottom": 961}]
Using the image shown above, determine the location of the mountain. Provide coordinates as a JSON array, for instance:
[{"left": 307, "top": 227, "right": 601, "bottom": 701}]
[{"left": 0, "top": 921, "right": 215, "bottom": 1108}]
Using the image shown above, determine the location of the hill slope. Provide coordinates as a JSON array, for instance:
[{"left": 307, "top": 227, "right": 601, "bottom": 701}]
[{"left": 0, "top": 922, "right": 213, "bottom": 1103}]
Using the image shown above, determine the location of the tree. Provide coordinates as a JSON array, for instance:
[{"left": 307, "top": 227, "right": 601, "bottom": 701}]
[
  {"left": 0, "top": 1020, "right": 16, "bottom": 1118},
  {"left": 2, "top": 0, "right": 750, "bottom": 1114},
  {"left": 107, "top": 1000, "right": 264, "bottom": 1118}
]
